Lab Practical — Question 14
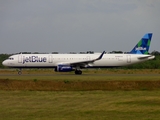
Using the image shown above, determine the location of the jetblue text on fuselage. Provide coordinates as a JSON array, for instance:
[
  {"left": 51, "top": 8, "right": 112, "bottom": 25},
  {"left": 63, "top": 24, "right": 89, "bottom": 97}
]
[{"left": 23, "top": 56, "right": 47, "bottom": 64}]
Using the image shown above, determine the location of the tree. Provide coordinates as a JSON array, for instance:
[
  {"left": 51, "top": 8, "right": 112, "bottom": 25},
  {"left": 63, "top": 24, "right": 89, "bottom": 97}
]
[{"left": 0, "top": 54, "right": 10, "bottom": 68}]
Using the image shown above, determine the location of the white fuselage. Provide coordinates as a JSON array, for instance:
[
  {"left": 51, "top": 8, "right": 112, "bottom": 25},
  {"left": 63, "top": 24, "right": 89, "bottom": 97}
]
[{"left": 2, "top": 53, "right": 155, "bottom": 68}]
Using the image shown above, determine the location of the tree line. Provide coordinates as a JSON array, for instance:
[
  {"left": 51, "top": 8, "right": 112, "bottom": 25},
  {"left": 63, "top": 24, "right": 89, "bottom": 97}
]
[{"left": 0, "top": 51, "right": 160, "bottom": 69}]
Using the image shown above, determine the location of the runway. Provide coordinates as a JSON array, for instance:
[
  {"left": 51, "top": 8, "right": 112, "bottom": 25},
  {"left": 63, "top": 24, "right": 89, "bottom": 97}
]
[{"left": 0, "top": 73, "right": 160, "bottom": 76}]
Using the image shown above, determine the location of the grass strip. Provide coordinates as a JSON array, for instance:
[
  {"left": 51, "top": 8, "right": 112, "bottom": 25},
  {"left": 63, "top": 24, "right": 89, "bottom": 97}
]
[{"left": 0, "top": 79, "right": 160, "bottom": 91}]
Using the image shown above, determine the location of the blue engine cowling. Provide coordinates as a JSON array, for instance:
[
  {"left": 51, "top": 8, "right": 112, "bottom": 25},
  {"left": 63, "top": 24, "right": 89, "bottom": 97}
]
[{"left": 55, "top": 65, "right": 73, "bottom": 72}]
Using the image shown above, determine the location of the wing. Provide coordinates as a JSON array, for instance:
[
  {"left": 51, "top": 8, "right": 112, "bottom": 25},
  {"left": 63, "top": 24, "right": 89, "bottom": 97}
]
[{"left": 57, "top": 51, "right": 105, "bottom": 67}]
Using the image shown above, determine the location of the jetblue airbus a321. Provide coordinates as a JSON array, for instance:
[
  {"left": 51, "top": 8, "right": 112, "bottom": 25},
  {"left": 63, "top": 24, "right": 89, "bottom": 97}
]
[{"left": 2, "top": 33, "right": 155, "bottom": 75}]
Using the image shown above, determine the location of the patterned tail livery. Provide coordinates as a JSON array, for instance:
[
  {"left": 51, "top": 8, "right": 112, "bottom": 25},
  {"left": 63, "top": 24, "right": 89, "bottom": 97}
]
[{"left": 130, "top": 33, "right": 152, "bottom": 54}]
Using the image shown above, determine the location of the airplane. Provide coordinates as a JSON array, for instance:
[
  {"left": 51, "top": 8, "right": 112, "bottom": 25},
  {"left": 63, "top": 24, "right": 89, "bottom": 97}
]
[{"left": 2, "top": 33, "right": 155, "bottom": 75}]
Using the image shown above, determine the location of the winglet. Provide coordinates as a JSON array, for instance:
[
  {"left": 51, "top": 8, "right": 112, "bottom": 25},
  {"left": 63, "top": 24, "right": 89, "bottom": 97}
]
[{"left": 95, "top": 51, "right": 105, "bottom": 61}]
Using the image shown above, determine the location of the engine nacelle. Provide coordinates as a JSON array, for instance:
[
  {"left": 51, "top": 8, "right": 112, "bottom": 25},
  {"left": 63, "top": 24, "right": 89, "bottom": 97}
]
[{"left": 55, "top": 65, "right": 73, "bottom": 72}]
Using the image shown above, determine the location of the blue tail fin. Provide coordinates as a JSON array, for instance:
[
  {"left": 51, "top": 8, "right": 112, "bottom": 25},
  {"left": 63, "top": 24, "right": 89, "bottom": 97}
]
[{"left": 130, "top": 33, "right": 152, "bottom": 54}]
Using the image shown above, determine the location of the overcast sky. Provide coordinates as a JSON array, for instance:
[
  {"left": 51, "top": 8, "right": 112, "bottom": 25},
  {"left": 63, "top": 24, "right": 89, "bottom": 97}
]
[{"left": 0, "top": 0, "right": 160, "bottom": 54}]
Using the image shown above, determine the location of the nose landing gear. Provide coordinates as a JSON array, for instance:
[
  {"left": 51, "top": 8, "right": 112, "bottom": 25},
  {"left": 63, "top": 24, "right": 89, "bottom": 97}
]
[{"left": 17, "top": 69, "right": 22, "bottom": 75}]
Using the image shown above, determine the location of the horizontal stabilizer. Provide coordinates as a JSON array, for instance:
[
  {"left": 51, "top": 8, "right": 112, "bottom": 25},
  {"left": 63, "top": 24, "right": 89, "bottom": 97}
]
[{"left": 138, "top": 55, "right": 155, "bottom": 59}]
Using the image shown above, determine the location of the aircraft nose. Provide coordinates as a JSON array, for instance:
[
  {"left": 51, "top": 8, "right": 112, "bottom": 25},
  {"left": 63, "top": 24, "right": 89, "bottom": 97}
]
[{"left": 2, "top": 60, "right": 7, "bottom": 66}]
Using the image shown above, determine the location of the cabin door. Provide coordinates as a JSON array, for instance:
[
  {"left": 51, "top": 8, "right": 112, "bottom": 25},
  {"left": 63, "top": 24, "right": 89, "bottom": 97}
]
[
  {"left": 127, "top": 55, "right": 131, "bottom": 63},
  {"left": 18, "top": 55, "right": 22, "bottom": 63}
]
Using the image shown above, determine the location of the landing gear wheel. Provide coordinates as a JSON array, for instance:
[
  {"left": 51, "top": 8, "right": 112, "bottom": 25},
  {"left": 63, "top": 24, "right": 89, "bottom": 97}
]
[
  {"left": 75, "top": 70, "right": 82, "bottom": 75},
  {"left": 78, "top": 70, "right": 82, "bottom": 75},
  {"left": 18, "top": 71, "right": 22, "bottom": 75}
]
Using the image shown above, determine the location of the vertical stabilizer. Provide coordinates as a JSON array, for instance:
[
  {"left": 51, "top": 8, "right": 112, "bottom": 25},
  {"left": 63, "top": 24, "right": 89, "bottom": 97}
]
[{"left": 130, "top": 33, "right": 152, "bottom": 54}]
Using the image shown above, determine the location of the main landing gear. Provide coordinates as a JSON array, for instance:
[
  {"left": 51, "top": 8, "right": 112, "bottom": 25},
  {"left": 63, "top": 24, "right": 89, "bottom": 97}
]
[{"left": 75, "top": 70, "right": 82, "bottom": 75}]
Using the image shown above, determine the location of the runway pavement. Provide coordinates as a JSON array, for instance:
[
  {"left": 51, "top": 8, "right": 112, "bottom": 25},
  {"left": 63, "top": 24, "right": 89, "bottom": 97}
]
[{"left": 0, "top": 73, "right": 160, "bottom": 76}]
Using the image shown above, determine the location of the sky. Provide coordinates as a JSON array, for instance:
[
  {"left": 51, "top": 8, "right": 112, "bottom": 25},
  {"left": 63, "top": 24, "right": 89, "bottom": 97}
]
[{"left": 0, "top": 0, "right": 160, "bottom": 54}]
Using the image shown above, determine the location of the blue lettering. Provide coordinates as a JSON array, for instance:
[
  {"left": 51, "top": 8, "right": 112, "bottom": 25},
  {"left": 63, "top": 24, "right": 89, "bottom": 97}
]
[
  {"left": 39, "top": 57, "right": 43, "bottom": 62},
  {"left": 32, "top": 56, "right": 36, "bottom": 62},
  {"left": 22, "top": 56, "right": 47, "bottom": 64},
  {"left": 43, "top": 57, "right": 46, "bottom": 62}
]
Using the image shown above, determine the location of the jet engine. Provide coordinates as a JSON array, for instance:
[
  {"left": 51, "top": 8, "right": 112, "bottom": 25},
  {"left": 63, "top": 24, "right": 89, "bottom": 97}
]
[{"left": 55, "top": 65, "right": 73, "bottom": 72}]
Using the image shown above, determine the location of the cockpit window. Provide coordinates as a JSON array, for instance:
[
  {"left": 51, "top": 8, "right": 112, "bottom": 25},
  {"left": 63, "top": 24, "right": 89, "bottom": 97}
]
[{"left": 8, "top": 58, "right": 14, "bottom": 60}]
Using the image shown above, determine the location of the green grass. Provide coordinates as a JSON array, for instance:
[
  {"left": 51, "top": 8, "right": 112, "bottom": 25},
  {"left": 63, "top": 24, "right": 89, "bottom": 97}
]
[
  {"left": 1, "top": 68, "right": 160, "bottom": 74},
  {"left": 0, "top": 73, "right": 160, "bottom": 81},
  {"left": 0, "top": 69, "right": 160, "bottom": 81},
  {"left": 0, "top": 91, "right": 160, "bottom": 120},
  {"left": 0, "top": 69, "right": 160, "bottom": 119}
]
